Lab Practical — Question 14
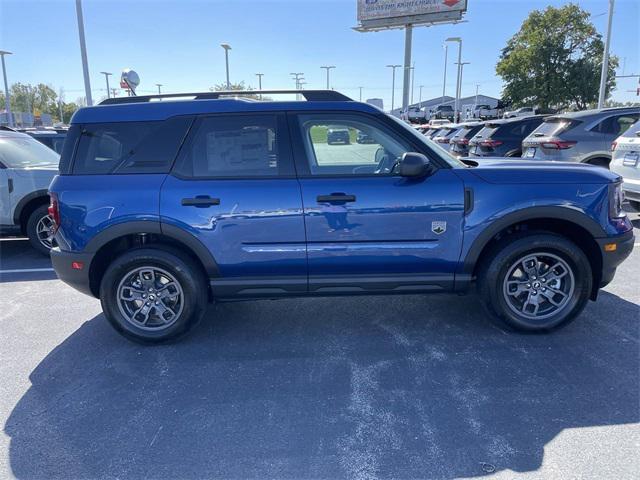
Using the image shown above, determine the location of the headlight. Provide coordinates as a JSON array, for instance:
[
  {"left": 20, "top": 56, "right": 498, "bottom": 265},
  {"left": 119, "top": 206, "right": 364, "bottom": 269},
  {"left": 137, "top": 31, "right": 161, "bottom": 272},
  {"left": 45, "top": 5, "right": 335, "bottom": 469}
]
[{"left": 608, "top": 182, "right": 625, "bottom": 219}]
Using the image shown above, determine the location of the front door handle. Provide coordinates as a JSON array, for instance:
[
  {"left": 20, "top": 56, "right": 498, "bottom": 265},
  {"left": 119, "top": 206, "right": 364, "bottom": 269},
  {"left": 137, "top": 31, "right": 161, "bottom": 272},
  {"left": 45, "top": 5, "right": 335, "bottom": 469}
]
[
  {"left": 317, "top": 193, "right": 356, "bottom": 203},
  {"left": 181, "top": 196, "right": 220, "bottom": 207}
]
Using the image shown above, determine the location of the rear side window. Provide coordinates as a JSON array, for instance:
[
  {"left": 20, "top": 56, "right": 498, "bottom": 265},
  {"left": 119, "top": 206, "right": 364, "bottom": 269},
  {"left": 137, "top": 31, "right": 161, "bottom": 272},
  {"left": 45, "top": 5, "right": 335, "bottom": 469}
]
[
  {"left": 72, "top": 117, "right": 192, "bottom": 174},
  {"left": 532, "top": 118, "right": 580, "bottom": 137},
  {"left": 621, "top": 120, "right": 640, "bottom": 138},
  {"left": 593, "top": 114, "right": 640, "bottom": 135},
  {"left": 59, "top": 125, "right": 81, "bottom": 174},
  {"left": 174, "top": 114, "right": 285, "bottom": 178}
]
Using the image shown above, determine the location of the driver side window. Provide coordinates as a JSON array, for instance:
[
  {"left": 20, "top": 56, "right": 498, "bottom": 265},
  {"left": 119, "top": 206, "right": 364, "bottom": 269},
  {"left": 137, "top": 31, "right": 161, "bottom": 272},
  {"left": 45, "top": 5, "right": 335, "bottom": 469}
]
[{"left": 297, "top": 114, "right": 412, "bottom": 176}]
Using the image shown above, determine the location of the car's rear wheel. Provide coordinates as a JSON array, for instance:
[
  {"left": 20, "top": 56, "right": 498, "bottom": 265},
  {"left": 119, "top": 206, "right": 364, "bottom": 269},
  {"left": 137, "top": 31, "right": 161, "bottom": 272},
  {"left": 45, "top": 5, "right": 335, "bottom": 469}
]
[
  {"left": 26, "top": 204, "right": 57, "bottom": 256},
  {"left": 586, "top": 157, "right": 610, "bottom": 169},
  {"left": 479, "top": 233, "right": 592, "bottom": 331},
  {"left": 100, "top": 247, "right": 207, "bottom": 344}
]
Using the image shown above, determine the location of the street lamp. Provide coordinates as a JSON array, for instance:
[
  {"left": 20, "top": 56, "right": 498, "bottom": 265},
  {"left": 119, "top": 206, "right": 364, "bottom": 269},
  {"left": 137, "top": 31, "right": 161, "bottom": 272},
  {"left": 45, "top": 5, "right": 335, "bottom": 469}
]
[
  {"left": 441, "top": 43, "right": 448, "bottom": 105},
  {"left": 100, "top": 71, "right": 112, "bottom": 98},
  {"left": 358, "top": 86, "right": 363, "bottom": 102},
  {"left": 156, "top": 83, "right": 163, "bottom": 95},
  {"left": 386, "top": 64, "right": 401, "bottom": 112},
  {"left": 445, "top": 37, "right": 462, "bottom": 118},
  {"left": 419, "top": 85, "right": 424, "bottom": 106},
  {"left": 598, "top": 0, "right": 615, "bottom": 108},
  {"left": 320, "top": 65, "right": 336, "bottom": 89},
  {"left": 75, "top": 0, "right": 93, "bottom": 105},
  {"left": 255, "top": 73, "right": 264, "bottom": 90},
  {"left": 0, "top": 50, "right": 13, "bottom": 127},
  {"left": 220, "top": 43, "right": 231, "bottom": 89},
  {"left": 454, "top": 61, "right": 470, "bottom": 121}
]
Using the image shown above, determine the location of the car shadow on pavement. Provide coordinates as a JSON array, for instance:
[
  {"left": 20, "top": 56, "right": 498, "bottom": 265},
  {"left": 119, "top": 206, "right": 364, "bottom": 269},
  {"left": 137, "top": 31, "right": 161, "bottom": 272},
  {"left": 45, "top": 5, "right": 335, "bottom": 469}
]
[{"left": 4, "top": 290, "right": 639, "bottom": 479}]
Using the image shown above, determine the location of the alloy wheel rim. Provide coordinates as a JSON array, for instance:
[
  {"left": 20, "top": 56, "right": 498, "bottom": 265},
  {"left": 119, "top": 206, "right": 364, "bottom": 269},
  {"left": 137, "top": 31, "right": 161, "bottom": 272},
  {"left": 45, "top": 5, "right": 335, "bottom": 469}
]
[
  {"left": 36, "top": 214, "right": 57, "bottom": 249},
  {"left": 502, "top": 252, "right": 575, "bottom": 321},
  {"left": 116, "top": 266, "right": 184, "bottom": 331}
]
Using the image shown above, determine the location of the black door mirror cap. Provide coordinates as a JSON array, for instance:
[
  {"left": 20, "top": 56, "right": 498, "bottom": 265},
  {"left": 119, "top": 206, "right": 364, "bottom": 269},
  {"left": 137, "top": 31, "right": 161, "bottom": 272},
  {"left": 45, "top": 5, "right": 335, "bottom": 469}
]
[{"left": 399, "top": 152, "right": 433, "bottom": 178}]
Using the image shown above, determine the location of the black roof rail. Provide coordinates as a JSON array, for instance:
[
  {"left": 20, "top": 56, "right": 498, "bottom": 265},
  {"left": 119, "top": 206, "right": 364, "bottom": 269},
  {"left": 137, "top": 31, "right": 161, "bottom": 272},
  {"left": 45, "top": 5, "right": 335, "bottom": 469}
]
[{"left": 99, "top": 89, "right": 352, "bottom": 105}]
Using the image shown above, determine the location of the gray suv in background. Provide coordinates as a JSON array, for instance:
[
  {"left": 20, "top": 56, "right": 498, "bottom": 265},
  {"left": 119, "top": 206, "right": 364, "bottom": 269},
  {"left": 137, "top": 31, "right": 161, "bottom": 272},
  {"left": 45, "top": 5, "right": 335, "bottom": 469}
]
[
  {"left": 522, "top": 107, "right": 640, "bottom": 167},
  {"left": 0, "top": 129, "right": 59, "bottom": 254},
  {"left": 610, "top": 120, "right": 640, "bottom": 211}
]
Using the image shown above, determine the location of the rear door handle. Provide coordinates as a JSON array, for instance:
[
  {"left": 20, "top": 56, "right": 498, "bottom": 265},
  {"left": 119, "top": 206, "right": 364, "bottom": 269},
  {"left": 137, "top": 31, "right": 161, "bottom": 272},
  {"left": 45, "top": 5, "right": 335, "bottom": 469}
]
[
  {"left": 317, "top": 194, "right": 356, "bottom": 203},
  {"left": 181, "top": 196, "right": 220, "bottom": 207}
]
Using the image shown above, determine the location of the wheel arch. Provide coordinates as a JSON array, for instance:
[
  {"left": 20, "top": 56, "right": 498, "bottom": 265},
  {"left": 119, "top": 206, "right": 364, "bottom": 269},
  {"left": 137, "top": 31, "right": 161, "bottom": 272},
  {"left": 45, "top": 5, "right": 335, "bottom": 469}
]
[
  {"left": 85, "top": 222, "right": 219, "bottom": 298},
  {"left": 461, "top": 207, "right": 605, "bottom": 299},
  {"left": 14, "top": 189, "right": 50, "bottom": 232}
]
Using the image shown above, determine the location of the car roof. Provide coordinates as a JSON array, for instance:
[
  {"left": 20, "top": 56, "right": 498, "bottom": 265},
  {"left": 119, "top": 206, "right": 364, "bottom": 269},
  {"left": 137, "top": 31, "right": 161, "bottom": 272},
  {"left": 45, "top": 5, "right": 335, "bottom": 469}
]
[
  {"left": 0, "top": 129, "right": 33, "bottom": 139},
  {"left": 71, "top": 90, "right": 381, "bottom": 124},
  {"left": 552, "top": 106, "right": 640, "bottom": 120},
  {"left": 483, "top": 115, "right": 547, "bottom": 127}
]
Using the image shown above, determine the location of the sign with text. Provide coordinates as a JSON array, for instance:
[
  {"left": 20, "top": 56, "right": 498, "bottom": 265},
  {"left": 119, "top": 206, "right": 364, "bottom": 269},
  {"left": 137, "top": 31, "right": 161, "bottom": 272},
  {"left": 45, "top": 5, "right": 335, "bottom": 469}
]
[{"left": 356, "top": 0, "right": 467, "bottom": 30}]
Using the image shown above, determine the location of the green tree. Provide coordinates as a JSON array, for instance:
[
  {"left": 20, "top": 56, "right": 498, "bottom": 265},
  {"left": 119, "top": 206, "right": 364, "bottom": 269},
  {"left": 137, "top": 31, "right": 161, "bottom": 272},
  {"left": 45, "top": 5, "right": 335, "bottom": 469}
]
[
  {"left": 9, "top": 82, "right": 59, "bottom": 116},
  {"left": 496, "top": 3, "right": 618, "bottom": 110}
]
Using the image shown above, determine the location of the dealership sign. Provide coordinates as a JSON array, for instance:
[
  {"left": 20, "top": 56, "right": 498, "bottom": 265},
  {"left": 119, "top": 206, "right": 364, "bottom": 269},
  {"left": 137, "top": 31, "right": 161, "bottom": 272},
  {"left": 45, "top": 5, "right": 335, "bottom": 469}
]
[{"left": 356, "top": 0, "right": 467, "bottom": 30}]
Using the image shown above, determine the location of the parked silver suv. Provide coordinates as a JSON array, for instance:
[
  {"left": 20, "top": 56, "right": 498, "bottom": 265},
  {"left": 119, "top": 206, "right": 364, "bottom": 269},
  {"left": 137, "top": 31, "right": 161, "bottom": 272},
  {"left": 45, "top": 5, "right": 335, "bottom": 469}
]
[
  {"left": 522, "top": 107, "right": 640, "bottom": 167},
  {"left": 0, "top": 129, "right": 59, "bottom": 254},
  {"left": 611, "top": 120, "right": 640, "bottom": 211}
]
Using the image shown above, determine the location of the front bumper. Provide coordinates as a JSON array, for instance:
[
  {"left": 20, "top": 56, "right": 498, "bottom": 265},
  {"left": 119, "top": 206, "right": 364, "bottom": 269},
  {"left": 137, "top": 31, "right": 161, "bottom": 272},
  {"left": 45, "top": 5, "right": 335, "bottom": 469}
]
[
  {"left": 596, "top": 229, "right": 635, "bottom": 288},
  {"left": 50, "top": 247, "right": 97, "bottom": 298}
]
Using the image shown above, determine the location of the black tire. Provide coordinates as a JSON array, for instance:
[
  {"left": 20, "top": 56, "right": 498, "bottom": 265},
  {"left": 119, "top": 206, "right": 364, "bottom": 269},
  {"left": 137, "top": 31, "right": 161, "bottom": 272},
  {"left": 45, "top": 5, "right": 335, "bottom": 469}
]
[
  {"left": 628, "top": 200, "right": 640, "bottom": 212},
  {"left": 99, "top": 246, "right": 208, "bottom": 344},
  {"left": 26, "top": 204, "right": 56, "bottom": 256},
  {"left": 478, "top": 233, "right": 592, "bottom": 332}
]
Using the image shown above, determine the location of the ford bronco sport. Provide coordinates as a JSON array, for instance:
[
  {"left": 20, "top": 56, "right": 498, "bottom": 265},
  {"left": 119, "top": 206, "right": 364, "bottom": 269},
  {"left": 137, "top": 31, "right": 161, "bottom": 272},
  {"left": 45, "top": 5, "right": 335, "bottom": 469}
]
[{"left": 49, "top": 90, "right": 634, "bottom": 343}]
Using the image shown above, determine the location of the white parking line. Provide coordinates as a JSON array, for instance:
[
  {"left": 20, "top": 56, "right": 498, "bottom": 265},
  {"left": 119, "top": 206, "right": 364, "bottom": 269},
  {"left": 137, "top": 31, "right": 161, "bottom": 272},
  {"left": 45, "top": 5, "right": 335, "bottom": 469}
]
[{"left": 0, "top": 268, "right": 56, "bottom": 274}]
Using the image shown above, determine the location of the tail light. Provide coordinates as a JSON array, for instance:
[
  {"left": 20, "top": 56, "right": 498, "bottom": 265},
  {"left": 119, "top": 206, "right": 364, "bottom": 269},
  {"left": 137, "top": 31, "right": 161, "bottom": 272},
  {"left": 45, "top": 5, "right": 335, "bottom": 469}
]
[
  {"left": 540, "top": 140, "right": 576, "bottom": 149},
  {"left": 480, "top": 140, "right": 503, "bottom": 148},
  {"left": 438, "top": 138, "right": 450, "bottom": 144},
  {"left": 611, "top": 141, "right": 617, "bottom": 151},
  {"left": 48, "top": 193, "right": 60, "bottom": 232}
]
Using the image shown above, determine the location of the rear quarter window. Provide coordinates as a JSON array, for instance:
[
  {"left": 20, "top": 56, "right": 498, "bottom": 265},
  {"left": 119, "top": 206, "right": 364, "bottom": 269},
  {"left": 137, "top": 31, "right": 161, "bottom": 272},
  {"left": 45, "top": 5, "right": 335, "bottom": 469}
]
[
  {"left": 71, "top": 116, "right": 193, "bottom": 175},
  {"left": 621, "top": 120, "right": 640, "bottom": 138}
]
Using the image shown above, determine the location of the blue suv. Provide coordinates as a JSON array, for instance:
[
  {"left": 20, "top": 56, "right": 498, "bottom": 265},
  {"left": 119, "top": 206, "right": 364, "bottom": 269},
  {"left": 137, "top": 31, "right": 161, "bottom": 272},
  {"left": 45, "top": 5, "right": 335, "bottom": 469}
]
[{"left": 49, "top": 90, "right": 634, "bottom": 343}]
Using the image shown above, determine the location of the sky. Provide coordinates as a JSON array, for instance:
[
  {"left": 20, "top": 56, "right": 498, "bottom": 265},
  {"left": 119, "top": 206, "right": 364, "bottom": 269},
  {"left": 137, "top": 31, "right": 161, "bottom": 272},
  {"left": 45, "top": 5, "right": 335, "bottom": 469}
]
[{"left": 1, "top": 0, "right": 639, "bottom": 110}]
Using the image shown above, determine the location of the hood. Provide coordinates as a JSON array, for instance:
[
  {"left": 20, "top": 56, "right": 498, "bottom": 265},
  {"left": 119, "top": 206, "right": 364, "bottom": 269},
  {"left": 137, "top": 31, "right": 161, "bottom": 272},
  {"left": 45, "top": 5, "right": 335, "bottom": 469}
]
[
  {"left": 11, "top": 165, "right": 59, "bottom": 177},
  {"left": 462, "top": 157, "right": 620, "bottom": 184}
]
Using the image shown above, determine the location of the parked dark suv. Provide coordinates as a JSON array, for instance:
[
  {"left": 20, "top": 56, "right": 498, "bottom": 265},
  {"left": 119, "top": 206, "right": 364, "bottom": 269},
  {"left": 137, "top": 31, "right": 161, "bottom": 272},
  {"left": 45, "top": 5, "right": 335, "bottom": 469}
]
[
  {"left": 468, "top": 116, "right": 546, "bottom": 158},
  {"left": 49, "top": 90, "right": 634, "bottom": 343},
  {"left": 449, "top": 122, "right": 484, "bottom": 157}
]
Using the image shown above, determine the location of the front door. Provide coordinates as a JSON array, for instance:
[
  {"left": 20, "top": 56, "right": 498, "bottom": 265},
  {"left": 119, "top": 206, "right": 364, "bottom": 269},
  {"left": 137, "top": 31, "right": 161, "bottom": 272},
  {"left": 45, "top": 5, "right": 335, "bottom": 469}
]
[
  {"left": 289, "top": 112, "right": 465, "bottom": 294},
  {"left": 160, "top": 113, "right": 307, "bottom": 297}
]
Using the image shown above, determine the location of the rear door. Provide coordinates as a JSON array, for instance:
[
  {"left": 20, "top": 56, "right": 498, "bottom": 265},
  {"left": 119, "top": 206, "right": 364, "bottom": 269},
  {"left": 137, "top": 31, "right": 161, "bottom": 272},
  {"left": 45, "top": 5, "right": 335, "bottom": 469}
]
[
  {"left": 289, "top": 111, "right": 465, "bottom": 294},
  {"left": 160, "top": 113, "right": 307, "bottom": 297}
]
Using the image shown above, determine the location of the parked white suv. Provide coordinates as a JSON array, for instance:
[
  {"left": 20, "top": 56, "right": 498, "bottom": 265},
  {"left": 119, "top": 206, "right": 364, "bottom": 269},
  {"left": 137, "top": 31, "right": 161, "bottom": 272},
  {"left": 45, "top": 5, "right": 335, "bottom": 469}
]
[
  {"left": 472, "top": 104, "right": 498, "bottom": 119},
  {"left": 0, "top": 129, "right": 59, "bottom": 254},
  {"left": 503, "top": 106, "right": 537, "bottom": 118},
  {"left": 611, "top": 120, "right": 640, "bottom": 211}
]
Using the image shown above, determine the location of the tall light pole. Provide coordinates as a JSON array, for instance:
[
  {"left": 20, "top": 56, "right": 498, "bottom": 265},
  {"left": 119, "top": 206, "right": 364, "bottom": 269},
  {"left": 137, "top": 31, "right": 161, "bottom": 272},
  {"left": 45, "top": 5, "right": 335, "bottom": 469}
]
[
  {"left": 475, "top": 84, "right": 480, "bottom": 105},
  {"left": 441, "top": 43, "right": 448, "bottom": 105},
  {"left": 100, "top": 71, "right": 112, "bottom": 98},
  {"left": 290, "top": 72, "right": 304, "bottom": 100},
  {"left": 401, "top": 24, "right": 413, "bottom": 111},
  {"left": 358, "top": 86, "right": 363, "bottom": 102},
  {"left": 419, "top": 85, "right": 424, "bottom": 106},
  {"left": 455, "top": 61, "right": 470, "bottom": 121},
  {"left": 220, "top": 43, "right": 231, "bottom": 89},
  {"left": 320, "top": 65, "right": 335, "bottom": 89},
  {"left": 0, "top": 50, "right": 13, "bottom": 127},
  {"left": 386, "top": 64, "right": 401, "bottom": 112},
  {"left": 58, "top": 88, "right": 64, "bottom": 124},
  {"left": 156, "top": 83, "right": 163, "bottom": 95},
  {"left": 410, "top": 63, "right": 415, "bottom": 105},
  {"left": 255, "top": 73, "right": 264, "bottom": 90},
  {"left": 598, "top": 0, "right": 615, "bottom": 108},
  {"left": 446, "top": 37, "right": 462, "bottom": 118},
  {"left": 75, "top": 0, "right": 93, "bottom": 106}
]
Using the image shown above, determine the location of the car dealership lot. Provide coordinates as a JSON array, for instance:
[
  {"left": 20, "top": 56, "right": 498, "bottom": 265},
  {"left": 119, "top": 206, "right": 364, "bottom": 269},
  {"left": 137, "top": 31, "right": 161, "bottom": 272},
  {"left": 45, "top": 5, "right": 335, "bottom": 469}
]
[{"left": 0, "top": 215, "right": 638, "bottom": 479}]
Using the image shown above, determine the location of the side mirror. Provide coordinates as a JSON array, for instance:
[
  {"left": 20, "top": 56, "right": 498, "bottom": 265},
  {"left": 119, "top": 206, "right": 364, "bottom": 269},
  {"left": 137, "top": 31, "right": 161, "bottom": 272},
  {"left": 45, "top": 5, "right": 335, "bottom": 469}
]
[{"left": 399, "top": 152, "right": 433, "bottom": 178}]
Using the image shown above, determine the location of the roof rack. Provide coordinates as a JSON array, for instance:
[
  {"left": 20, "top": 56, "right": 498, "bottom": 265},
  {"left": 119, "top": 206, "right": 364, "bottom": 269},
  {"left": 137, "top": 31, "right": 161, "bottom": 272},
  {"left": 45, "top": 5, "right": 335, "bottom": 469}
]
[{"left": 99, "top": 89, "right": 352, "bottom": 105}]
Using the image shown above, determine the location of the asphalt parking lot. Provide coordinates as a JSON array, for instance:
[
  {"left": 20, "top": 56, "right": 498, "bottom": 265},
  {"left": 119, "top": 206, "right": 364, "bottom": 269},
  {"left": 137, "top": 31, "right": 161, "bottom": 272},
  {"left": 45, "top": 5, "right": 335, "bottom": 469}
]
[{"left": 0, "top": 212, "right": 639, "bottom": 479}]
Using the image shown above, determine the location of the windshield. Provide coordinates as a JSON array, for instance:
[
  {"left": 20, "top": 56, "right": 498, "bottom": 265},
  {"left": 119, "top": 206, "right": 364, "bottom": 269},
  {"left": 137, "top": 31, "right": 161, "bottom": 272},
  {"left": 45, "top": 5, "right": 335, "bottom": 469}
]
[
  {"left": 386, "top": 114, "right": 466, "bottom": 167},
  {"left": 0, "top": 136, "right": 60, "bottom": 168}
]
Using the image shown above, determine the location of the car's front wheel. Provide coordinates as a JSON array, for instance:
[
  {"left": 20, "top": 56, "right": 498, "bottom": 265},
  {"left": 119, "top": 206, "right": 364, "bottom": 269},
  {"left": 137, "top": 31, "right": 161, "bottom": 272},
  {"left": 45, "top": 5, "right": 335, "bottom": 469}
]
[
  {"left": 479, "top": 233, "right": 592, "bottom": 331},
  {"left": 26, "top": 204, "right": 57, "bottom": 255},
  {"left": 100, "top": 247, "right": 208, "bottom": 343}
]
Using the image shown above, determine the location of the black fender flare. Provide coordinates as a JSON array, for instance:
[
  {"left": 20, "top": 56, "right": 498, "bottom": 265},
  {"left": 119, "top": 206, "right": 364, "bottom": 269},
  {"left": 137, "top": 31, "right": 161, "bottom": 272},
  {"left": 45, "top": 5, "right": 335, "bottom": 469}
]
[
  {"left": 13, "top": 189, "right": 50, "bottom": 225},
  {"left": 83, "top": 220, "right": 219, "bottom": 277},
  {"left": 460, "top": 206, "right": 605, "bottom": 276}
]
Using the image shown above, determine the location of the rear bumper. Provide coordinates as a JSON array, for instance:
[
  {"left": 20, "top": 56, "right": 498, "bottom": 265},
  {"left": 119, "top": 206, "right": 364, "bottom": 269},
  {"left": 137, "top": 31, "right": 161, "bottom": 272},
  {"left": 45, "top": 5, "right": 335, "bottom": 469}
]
[
  {"left": 50, "top": 247, "right": 97, "bottom": 298},
  {"left": 596, "top": 229, "right": 635, "bottom": 288}
]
